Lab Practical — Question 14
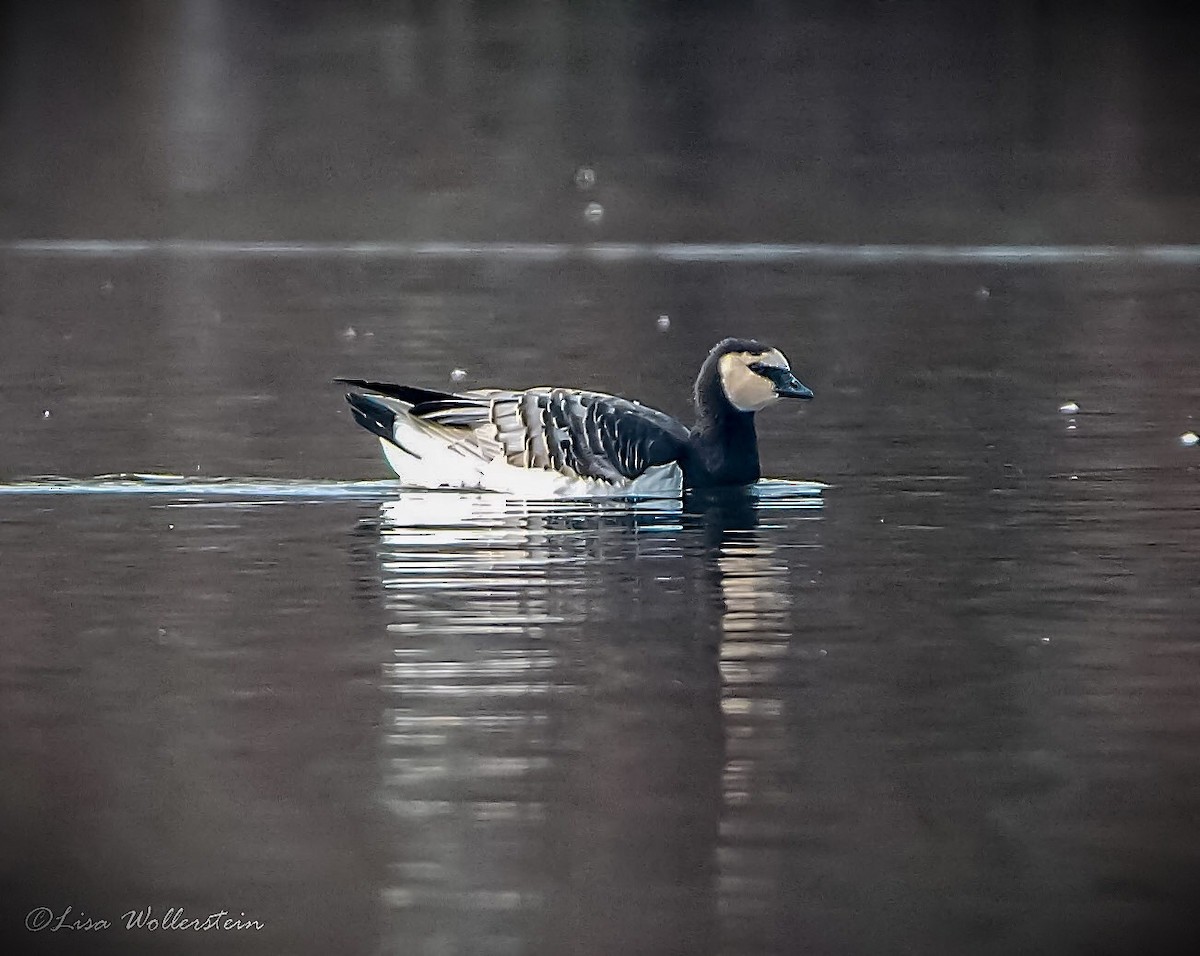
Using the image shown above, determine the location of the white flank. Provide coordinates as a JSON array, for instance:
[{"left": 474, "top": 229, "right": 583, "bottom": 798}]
[{"left": 379, "top": 437, "right": 682, "bottom": 499}]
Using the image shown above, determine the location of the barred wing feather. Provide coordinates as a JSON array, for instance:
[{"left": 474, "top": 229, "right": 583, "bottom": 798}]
[{"left": 409, "top": 387, "right": 689, "bottom": 483}]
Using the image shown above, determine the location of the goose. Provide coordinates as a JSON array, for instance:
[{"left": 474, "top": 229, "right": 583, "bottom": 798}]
[{"left": 336, "top": 337, "right": 813, "bottom": 497}]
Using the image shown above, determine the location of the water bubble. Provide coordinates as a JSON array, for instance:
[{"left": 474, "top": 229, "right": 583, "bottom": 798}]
[
  {"left": 42, "top": 409, "right": 51, "bottom": 419},
  {"left": 100, "top": 279, "right": 114, "bottom": 294},
  {"left": 450, "top": 368, "right": 467, "bottom": 382},
  {"left": 342, "top": 326, "right": 357, "bottom": 339},
  {"left": 1059, "top": 401, "right": 1079, "bottom": 414},
  {"left": 656, "top": 314, "right": 671, "bottom": 331},
  {"left": 574, "top": 166, "right": 596, "bottom": 190},
  {"left": 976, "top": 286, "right": 990, "bottom": 299},
  {"left": 1066, "top": 421, "right": 1077, "bottom": 431},
  {"left": 1181, "top": 431, "right": 1199, "bottom": 447},
  {"left": 583, "top": 201, "right": 604, "bottom": 224}
]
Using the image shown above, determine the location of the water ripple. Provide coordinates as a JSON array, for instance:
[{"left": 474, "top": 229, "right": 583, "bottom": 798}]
[
  {"left": 0, "top": 474, "right": 825, "bottom": 505},
  {"left": 0, "top": 474, "right": 403, "bottom": 499},
  {"left": 7, "top": 238, "right": 1200, "bottom": 264}
]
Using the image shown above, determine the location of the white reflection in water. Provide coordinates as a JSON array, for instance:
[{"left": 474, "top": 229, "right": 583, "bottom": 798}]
[
  {"left": 688, "top": 491, "right": 826, "bottom": 926},
  {"left": 371, "top": 485, "right": 822, "bottom": 953}
]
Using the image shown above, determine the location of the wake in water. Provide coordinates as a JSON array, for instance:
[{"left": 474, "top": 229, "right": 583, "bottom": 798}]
[
  {"left": 0, "top": 473, "right": 826, "bottom": 505},
  {"left": 0, "top": 474, "right": 403, "bottom": 499}
]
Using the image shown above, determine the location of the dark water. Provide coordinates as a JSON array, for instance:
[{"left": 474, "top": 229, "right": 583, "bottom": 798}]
[
  {"left": 3, "top": 253, "right": 1199, "bottom": 956},
  {"left": 4, "top": 1, "right": 1200, "bottom": 955}
]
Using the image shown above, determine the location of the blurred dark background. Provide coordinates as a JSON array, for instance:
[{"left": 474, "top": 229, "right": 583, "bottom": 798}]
[{"left": 2, "top": 0, "right": 1198, "bottom": 245}]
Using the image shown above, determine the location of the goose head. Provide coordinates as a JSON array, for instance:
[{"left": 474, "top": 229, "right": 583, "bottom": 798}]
[{"left": 697, "top": 338, "right": 813, "bottom": 415}]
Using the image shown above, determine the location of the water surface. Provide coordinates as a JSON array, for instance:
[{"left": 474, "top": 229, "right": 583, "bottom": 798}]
[{"left": 3, "top": 252, "right": 1200, "bottom": 956}]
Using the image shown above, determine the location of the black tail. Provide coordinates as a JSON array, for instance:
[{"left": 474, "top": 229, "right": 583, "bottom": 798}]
[
  {"left": 345, "top": 392, "right": 397, "bottom": 442},
  {"left": 334, "top": 378, "right": 458, "bottom": 406}
]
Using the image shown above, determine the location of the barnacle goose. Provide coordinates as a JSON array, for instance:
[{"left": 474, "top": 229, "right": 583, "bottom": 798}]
[{"left": 336, "top": 337, "right": 813, "bottom": 497}]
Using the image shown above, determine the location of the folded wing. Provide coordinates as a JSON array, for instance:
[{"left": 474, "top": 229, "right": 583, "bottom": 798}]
[{"left": 337, "top": 379, "right": 689, "bottom": 484}]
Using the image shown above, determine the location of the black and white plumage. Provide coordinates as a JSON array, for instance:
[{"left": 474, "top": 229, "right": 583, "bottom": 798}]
[{"left": 337, "top": 337, "right": 813, "bottom": 497}]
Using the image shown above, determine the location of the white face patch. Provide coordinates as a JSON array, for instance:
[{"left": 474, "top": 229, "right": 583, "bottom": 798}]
[{"left": 718, "top": 348, "right": 791, "bottom": 412}]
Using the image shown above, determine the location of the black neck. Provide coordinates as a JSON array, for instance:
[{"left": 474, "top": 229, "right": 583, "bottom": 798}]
[{"left": 683, "top": 382, "right": 761, "bottom": 489}]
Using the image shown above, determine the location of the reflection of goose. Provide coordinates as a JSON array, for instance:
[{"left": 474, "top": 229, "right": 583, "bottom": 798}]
[
  {"left": 369, "top": 486, "right": 823, "bottom": 954},
  {"left": 685, "top": 485, "right": 821, "bottom": 705},
  {"left": 338, "top": 338, "right": 813, "bottom": 496}
]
